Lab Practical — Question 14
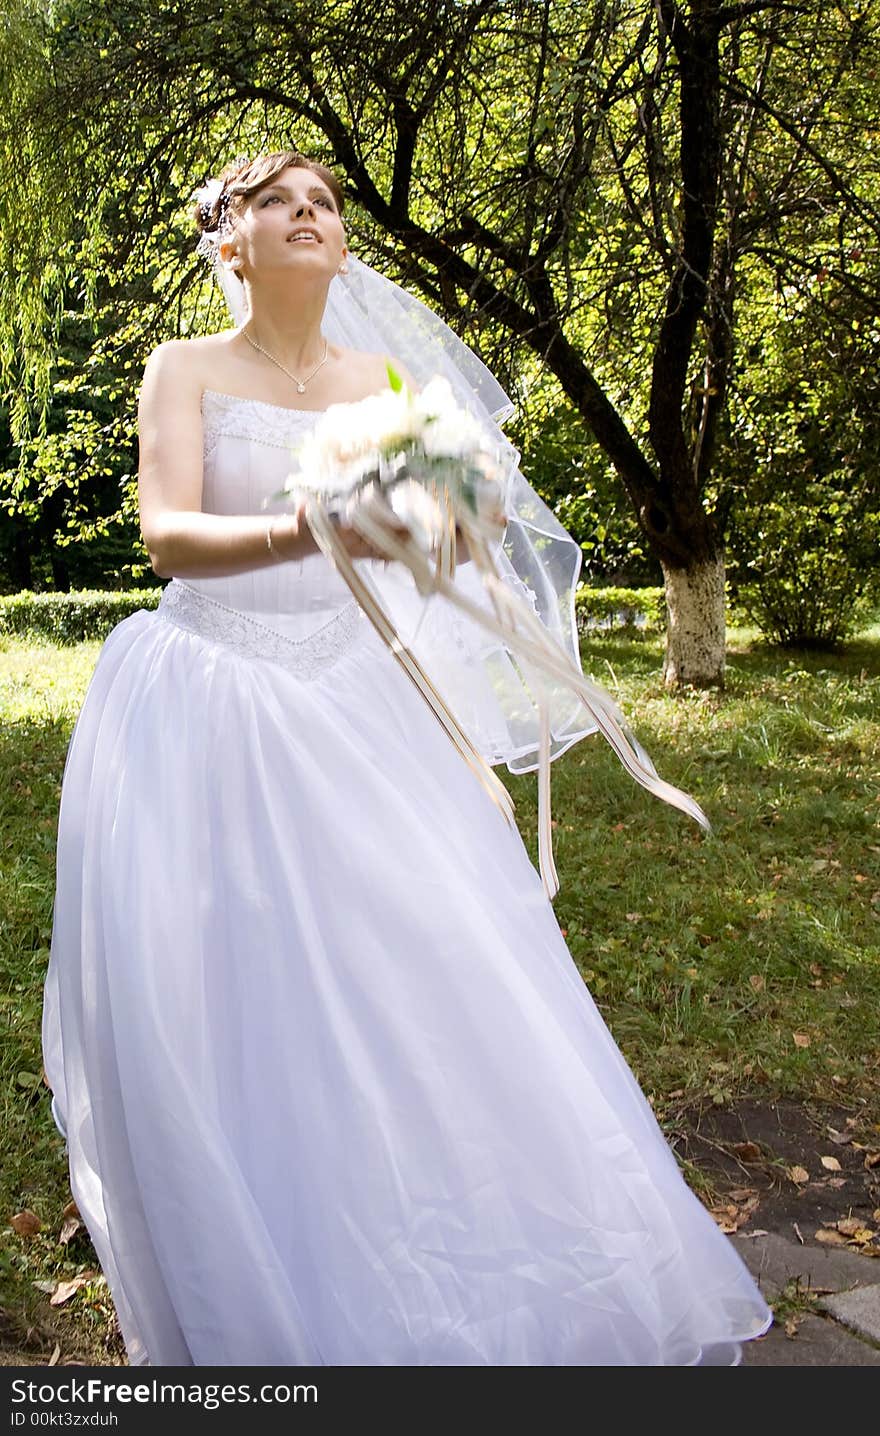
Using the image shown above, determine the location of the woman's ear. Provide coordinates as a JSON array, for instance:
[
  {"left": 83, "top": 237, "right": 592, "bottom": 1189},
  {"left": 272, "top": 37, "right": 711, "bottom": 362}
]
[{"left": 219, "top": 238, "right": 242, "bottom": 270}]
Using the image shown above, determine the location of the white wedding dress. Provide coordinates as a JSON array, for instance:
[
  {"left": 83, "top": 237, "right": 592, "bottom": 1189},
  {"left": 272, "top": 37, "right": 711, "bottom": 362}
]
[{"left": 41, "top": 388, "right": 772, "bottom": 1367}]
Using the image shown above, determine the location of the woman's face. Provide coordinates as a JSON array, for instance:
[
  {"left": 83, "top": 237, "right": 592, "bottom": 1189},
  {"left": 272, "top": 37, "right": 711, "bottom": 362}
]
[{"left": 222, "top": 165, "right": 347, "bottom": 286}]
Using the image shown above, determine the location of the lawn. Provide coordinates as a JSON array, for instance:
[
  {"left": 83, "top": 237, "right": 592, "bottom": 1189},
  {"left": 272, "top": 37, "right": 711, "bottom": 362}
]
[{"left": 1, "top": 621, "right": 878, "bottom": 1362}]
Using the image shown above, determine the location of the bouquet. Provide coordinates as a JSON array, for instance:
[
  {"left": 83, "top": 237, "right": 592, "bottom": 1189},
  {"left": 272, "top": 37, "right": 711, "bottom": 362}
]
[
  {"left": 273, "top": 365, "right": 709, "bottom": 900},
  {"left": 282, "top": 366, "right": 509, "bottom": 583}
]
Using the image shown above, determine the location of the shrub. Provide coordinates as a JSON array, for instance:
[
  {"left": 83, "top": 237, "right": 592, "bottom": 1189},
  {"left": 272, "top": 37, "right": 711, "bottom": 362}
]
[
  {"left": 729, "top": 493, "right": 880, "bottom": 649},
  {"left": 0, "top": 585, "right": 672, "bottom": 646},
  {"left": 574, "top": 585, "right": 666, "bottom": 636},
  {"left": 0, "top": 589, "right": 162, "bottom": 644}
]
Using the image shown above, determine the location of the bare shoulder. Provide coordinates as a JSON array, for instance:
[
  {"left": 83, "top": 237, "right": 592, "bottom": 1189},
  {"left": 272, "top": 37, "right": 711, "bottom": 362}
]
[
  {"left": 337, "top": 346, "right": 418, "bottom": 396},
  {"left": 139, "top": 334, "right": 235, "bottom": 406}
]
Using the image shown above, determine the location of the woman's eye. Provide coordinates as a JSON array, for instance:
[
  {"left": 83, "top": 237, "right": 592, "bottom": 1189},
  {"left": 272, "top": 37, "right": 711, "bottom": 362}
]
[{"left": 261, "top": 193, "right": 333, "bottom": 210}]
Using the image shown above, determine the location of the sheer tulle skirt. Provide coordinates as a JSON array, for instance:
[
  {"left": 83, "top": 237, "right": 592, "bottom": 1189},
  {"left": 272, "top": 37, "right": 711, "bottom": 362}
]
[{"left": 41, "top": 590, "right": 771, "bottom": 1365}]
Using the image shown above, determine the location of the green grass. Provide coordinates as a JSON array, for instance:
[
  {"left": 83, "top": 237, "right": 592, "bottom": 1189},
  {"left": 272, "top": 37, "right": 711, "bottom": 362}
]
[
  {"left": 0, "top": 624, "right": 878, "bottom": 1359},
  {"left": 509, "top": 624, "right": 880, "bottom": 1109}
]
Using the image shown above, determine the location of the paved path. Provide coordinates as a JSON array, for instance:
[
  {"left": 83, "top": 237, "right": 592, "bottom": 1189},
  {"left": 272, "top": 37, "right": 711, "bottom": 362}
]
[{"left": 732, "top": 1232, "right": 880, "bottom": 1366}]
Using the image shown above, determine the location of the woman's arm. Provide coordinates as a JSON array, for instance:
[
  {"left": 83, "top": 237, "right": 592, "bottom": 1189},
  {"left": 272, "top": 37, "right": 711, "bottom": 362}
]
[{"left": 137, "top": 342, "right": 319, "bottom": 579}]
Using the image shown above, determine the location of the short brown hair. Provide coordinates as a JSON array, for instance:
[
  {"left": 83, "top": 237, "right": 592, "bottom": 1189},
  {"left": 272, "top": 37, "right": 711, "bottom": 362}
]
[{"left": 193, "top": 150, "right": 345, "bottom": 235}]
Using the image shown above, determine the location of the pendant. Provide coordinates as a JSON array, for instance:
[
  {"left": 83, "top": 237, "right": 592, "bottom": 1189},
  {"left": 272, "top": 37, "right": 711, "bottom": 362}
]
[{"left": 297, "top": 383, "right": 306, "bottom": 393}]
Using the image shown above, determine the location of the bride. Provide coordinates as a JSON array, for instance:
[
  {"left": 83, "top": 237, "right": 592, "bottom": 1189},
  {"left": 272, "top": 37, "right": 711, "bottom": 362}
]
[{"left": 40, "top": 149, "right": 772, "bottom": 1366}]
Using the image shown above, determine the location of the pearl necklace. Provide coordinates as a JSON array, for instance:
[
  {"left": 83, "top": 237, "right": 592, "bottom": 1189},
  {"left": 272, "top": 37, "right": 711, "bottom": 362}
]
[{"left": 243, "top": 328, "right": 329, "bottom": 394}]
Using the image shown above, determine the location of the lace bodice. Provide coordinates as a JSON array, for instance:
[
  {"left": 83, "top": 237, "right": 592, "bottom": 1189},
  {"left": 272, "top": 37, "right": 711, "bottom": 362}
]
[{"left": 174, "top": 389, "right": 359, "bottom": 641}]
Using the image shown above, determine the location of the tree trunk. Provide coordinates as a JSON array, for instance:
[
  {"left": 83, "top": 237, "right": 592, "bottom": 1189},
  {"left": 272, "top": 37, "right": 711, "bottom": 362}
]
[{"left": 661, "top": 554, "right": 726, "bottom": 688}]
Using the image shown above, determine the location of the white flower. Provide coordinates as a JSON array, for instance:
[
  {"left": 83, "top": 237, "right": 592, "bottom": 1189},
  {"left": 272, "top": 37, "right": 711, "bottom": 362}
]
[
  {"left": 283, "top": 370, "right": 503, "bottom": 501},
  {"left": 192, "top": 177, "right": 224, "bottom": 217},
  {"left": 412, "top": 376, "right": 493, "bottom": 459}
]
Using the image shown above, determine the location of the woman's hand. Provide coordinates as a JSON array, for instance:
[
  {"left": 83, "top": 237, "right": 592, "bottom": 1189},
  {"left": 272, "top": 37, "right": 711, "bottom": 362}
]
[{"left": 277, "top": 500, "right": 411, "bottom": 563}]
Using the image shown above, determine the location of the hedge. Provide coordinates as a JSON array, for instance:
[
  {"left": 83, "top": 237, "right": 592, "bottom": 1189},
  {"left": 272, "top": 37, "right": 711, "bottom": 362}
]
[
  {"left": 0, "top": 584, "right": 668, "bottom": 645},
  {"left": 574, "top": 585, "right": 666, "bottom": 635},
  {"left": 0, "top": 589, "right": 162, "bottom": 644}
]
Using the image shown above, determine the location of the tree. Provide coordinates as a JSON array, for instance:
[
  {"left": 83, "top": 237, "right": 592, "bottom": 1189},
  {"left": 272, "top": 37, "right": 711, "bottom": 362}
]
[
  {"left": 2, "top": 0, "right": 878, "bottom": 680},
  {"left": 0, "top": 308, "right": 146, "bottom": 593},
  {"left": 723, "top": 272, "right": 880, "bottom": 645}
]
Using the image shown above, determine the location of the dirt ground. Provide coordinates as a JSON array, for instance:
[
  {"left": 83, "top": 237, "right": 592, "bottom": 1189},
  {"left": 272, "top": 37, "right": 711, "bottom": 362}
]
[
  {"left": 2, "top": 1095, "right": 878, "bottom": 1368},
  {"left": 666, "top": 1094, "right": 880, "bottom": 1245}
]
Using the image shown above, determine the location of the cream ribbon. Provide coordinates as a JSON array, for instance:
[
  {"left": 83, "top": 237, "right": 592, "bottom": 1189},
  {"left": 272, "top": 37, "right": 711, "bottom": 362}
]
[{"left": 302, "top": 489, "right": 710, "bottom": 902}]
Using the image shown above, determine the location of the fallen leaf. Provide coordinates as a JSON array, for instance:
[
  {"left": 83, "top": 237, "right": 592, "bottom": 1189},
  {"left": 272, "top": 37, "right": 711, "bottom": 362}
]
[
  {"left": 729, "top": 1187, "right": 759, "bottom": 1201},
  {"left": 59, "top": 1215, "right": 83, "bottom": 1245},
  {"left": 815, "top": 1229, "right": 849, "bottom": 1246},
  {"left": 793, "top": 1032, "right": 811, "bottom": 1049},
  {"left": 784, "top": 1315, "right": 800, "bottom": 1337},
  {"left": 748, "top": 974, "right": 765, "bottom": 992},
  {"left": 865, "top": 1152, "right": 880, "bottom": 1170},
  {"left": 49, "top": 1271, "right": 98, "bottom": 1307},
  {"left": 711, "top": 1204, "right": 745, "bottom": 1234},
  {"left": 10, "top": 1209, "right": 41, "bottom": 1236},
  {"left": 733, "top": 1141, "right": 763, "bottom": 1164},
  {"left": 836, "top": 1217, "right": 865, "bottom": 1237},
  {"left": 62, "top": 1198, "right": 79, "bottom": 1220},
  {"left": 826, "top": 1177, "right": 847, "bottom": 1189},
  {"left": 788, "top": 1165, "right": 810, "bottom": 1185},
  {"left": 48, "top": 1343, "right": 61, "bottom": 1367},
  {"left": 820, "top": 1155, "right": 842, "bottom": 1172},
  {"left": 738, "top": 1229, "right": 770, "bottom": 1239},
  {"left": 827, "top": 1128, "right": 852, "bottom": 1146}
]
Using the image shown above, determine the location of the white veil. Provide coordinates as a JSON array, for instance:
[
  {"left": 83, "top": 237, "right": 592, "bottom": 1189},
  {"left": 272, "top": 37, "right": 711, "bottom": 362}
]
[{"left": 201, "top": 241, "right": 599, "bottom": 778}]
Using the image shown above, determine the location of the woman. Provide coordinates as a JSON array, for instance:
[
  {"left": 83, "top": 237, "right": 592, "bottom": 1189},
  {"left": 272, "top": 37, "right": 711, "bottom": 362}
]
[{"left": 41, "top": 150, "right": 772, "bottom": 1366}]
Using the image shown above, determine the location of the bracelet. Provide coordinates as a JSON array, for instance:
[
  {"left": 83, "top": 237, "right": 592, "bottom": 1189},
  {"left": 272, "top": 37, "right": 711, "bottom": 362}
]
[{"left": 266, "top": 517, "right": 284, "bottom": 562}]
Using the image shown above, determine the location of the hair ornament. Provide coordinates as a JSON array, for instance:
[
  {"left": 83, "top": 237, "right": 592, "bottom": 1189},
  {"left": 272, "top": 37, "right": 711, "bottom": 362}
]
[{"left": 193, "top": 176, "right": 232, "bottom": 254}]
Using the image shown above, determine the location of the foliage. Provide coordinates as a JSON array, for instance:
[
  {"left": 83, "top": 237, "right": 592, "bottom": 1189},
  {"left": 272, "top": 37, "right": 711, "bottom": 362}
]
[
  {"left": 0, "top": 313, "right": 149, "bottom": 593},
  {"left": 721, "top": 277, "right": 880, "bottom": 647},
  {"left": 0, "top": 582, "right": 667, "bottom": 643},
  {"left": 575, "top": 584, "right": 665, "bottom": 634},
  {"left": 732, "top": 504, "right": 880, "bottom": 650},
  {"left": 0, "top": 588, "right": 161, "bottom": 643},
  {"left": 506, "top": 370, "right": 656, "bottom": 584}
]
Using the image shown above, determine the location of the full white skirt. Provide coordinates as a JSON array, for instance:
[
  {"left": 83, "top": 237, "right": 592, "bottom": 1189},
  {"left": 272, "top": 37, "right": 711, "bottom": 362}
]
[{"left": 42, "top": 584, "right": 771, "bottom": 1366}]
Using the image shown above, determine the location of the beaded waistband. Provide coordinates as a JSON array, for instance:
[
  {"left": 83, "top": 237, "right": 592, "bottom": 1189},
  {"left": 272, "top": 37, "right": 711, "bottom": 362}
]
[{"left": 156, "top": 579, "right": 363, "bottom": 681}]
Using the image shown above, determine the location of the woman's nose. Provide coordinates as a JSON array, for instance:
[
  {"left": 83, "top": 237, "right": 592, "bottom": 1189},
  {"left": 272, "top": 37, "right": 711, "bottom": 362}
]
[{"left": 294, "top": 200, "right": 315, "bottom": 217}]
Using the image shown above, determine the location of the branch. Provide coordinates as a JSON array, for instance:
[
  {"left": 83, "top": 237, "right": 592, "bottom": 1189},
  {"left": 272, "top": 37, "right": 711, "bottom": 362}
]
[
  {"left": 720, "top": 76, "right": 880, "bottom": 236},
  {"left": 715, "top": 1, "right": 804, "bottom": 24}
]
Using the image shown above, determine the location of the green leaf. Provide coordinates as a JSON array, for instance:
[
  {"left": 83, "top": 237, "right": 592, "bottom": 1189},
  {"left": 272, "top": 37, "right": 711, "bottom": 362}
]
[{"left": 386, "top": 361, "right": 404, "bottom": 393}]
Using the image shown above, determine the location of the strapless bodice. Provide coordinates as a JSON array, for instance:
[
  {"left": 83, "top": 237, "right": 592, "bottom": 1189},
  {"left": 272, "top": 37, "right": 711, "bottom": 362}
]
[{"left": 172, "top": 389, "right": 360, "bottom": 640}]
